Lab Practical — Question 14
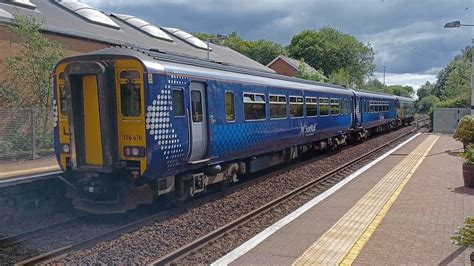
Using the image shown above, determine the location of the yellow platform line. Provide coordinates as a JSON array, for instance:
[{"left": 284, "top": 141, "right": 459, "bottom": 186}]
[
  {"left": 0, "top": 165, "right": 60, "bottom": 179},
  {"left": 292, "top": 135, "right": 439, "bottom": 266}
]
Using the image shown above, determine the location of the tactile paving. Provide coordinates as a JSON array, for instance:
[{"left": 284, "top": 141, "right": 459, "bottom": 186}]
[{"left": 293, "top": 135, "right": 439, "bottom": 265}]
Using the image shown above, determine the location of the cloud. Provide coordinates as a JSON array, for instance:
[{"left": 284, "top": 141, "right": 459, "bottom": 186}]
[{"left": 82, "top": 0, "right": 473, "bottom": 77}]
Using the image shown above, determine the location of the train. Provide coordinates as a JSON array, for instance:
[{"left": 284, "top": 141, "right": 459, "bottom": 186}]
[{"left": 53, "top": 47, "right": 416, "bottom": 213}]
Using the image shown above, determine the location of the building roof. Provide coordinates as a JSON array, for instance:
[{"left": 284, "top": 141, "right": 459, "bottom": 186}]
[
  {"left": 267, "top": 55, "right": 316, "bottom": 72},
  {"left": 0, "top": 0, "right": 274, "bottom": 74}
]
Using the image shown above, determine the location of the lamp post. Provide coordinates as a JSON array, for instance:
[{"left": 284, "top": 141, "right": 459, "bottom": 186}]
[
  {"left": 383, "top": 65, "right": 386, "bottom": 86},
  {"left": 443, "top": 21, "right": 474, "bottom": 115}
]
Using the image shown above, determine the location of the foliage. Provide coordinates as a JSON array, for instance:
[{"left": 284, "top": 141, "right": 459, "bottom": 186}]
[
  {"left": 1, "top": 15, "right": 65, "bottom": 110},
  {"left": 451, "top": 217, "right": 474, "bottom": 248},
  {"left": 296, "top": 58, "right": 326, "bottom": 82},
  {"left": 288, "top": 27, "right": 375, "bottom": 87},
  {"left": 416, "top": 95, "right": 440, "bottom": 113},
  {"left": 462, "top": 145, "right": 474, "bottom": 165},
  {"left": 361, "top": 79, "right": 414, "bottom": 98},
  {"left": 417, "top": 81, "right": 434, "bottom": 99},
  {"left": 328, "top": 69, "right": 351, "bottom": 87},
  {"left": 387, "top": 85, "right": 414, "bottom": 98},
  {"left": 194, "top": 32, "right": 287, "bottom": 66},
  {"left": 432, "top": 46, "right": 472, "bottom": 107},
  {"left": 453, "top": 116, "right": 474, "bottom": 146}
]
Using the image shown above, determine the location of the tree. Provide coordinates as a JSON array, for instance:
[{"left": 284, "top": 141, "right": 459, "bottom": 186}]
[
  {"left": 387, "top": 85, "right": 414, "bottom": 98},
  {"left": 2, "top": 15, "right": 65, "bottom": 110},
  {"left": 433, "top": 46, "right": 472, "bottom": 106},
  {"left": 361, "top": 79, "right": 389, "bottom": 93},
  {"left": 288, "top": 27, "right": 375, "bottom": 87},
  {"left": 194, "top": 32, "right": 287, "bottom": 66},
  {"left": 328, "top": 69, "right": 351, "bottom": 87},
  {"left": 417, "top": 81, "right": 433, "bottom": 99},
  {"left": 296, "top": 58, "right": 325, "bottom": 82},
  {"left": 416, "top": 95, "right": 440, "bottom": 113}
]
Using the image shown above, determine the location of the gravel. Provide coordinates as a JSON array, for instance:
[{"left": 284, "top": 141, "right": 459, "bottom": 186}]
[{"left": 51, "top": 125, "right": 420, "bottom": 264}]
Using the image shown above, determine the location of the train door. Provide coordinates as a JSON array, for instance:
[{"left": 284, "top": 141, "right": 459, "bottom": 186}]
[
  {"left": 66, "top": 62, "right": 116, "bottom": 171},
  {"left": 188, "top": 82, "right": 208, "bottom": 162},
  {"left": 354, "top": 96, "right": 362, "bottom": 127},
  {"left": 79, "top": 75, "right": 103, "bottom": 166}
]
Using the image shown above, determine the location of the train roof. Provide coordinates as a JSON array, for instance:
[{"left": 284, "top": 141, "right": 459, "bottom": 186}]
[
  {"left": 0, "top": 0, "right": 273, "bottom": 73},
  {"left": 59, "top": 47, "right": 355, "bottom": 96},
  {"left": 395, "top": 96, "right": 416, "bottom": 102},
  {"left": 352, "top": 90, "right": 398, "bottom": 100}
]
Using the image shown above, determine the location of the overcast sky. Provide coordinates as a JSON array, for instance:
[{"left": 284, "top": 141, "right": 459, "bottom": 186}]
[{"left": 84, "top": 0, "right": 473, "bottom": 90}]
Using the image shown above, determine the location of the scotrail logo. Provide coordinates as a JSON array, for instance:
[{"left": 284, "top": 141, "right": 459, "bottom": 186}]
[{"left": 300, "top": 122, "right": 318, "bottom": 137}]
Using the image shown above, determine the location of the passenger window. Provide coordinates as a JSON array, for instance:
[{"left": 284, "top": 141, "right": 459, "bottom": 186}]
[
  {"left": 244, "top": 93, "right": 266, "bottom": 120},
  {"left": 172, "top": 89, "right": 185, "bottom": 116},
  {"left": 290, "top": 96, "right": 303, "bottom": 118},
  {"left": 120, "top": 80, "right": 141, "bottom": 117},
  {"left": 269, "top": 95, "right": 287, "bottom": 119},
  {"left": 319, "top": 97, "right": 329, "bottom": 116},
  {"left": 191, "top": 90, "right": 203, "bottom": 122},
  {"left": 225, "top": 91, "right": 235, "bottom": 121},
  {"left": 330, "top": 98, "right": 339, "bottom": 115},
  {"left": 306, "top": 97, "right": 318, "bottom": 117}
]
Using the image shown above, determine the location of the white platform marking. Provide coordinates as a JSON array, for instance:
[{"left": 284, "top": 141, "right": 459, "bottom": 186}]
[{"left": 211, "top": 133, "right": 421, "bottom": 266}]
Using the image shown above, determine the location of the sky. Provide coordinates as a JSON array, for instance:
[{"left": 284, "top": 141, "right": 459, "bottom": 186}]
[{"left": 83, "top": 0, "right": 473, "bottom": 90}]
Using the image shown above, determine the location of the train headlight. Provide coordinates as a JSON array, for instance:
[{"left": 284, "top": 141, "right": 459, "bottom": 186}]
[
  {"left": 62, "top": 144, "right": 70, "bottom": 154},
  {"left": 124, "top": 147, "right": 132, "bottom": 157},
  {"left": 132, "top": 147, "right": 139, "bottom": 156},
  {"left": 124, "top": 146, "right": 145, "bottom": 158}
]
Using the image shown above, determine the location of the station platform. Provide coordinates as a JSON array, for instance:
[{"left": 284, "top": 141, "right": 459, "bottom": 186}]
[
  {"left": 214, "top": 133, "right": 474, "bottom": 265},
  {"left": 0, "top": 157, "right": 60, "bottom": 187}
]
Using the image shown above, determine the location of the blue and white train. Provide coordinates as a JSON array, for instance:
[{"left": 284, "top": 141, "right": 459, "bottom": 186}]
[{"left": 53, "top": 47, "right": 415, "bottom": 213}]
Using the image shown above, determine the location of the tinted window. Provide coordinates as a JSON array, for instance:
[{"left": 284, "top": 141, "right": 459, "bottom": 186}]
[
  {"left": 120, "top": 80, "right": 141, "bottom": 117},
  {"left": 244, "top": 93, "right": 266, "bottom": 120},
  {"left": 290, "top": 96, "right": 303, "bottom": 118},
  {"left": 270, "top": 95, "right": 286, "bottom": 119},
  {"left": 172, "top": 89, "right": 185, "bottom": 116},
  {"left": 306, "top": 97, "right": 317, "bottom": 117},
  {"left": 320, "top": 97, "right": 330, "bottom": 116},
  {"left": 225, "top": 91, "right": 235, "bottom": 121},
  {"left": 191, "top": 90, "right": 203, "bottom": 122}
]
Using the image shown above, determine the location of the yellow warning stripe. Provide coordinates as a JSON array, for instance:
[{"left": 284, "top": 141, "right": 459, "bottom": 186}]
[
  {"left": 292, "top": 135, "right": 439, "bottom": 265},
  {"left": 340, "top": 135, "right": 439, "bottom": 264}
]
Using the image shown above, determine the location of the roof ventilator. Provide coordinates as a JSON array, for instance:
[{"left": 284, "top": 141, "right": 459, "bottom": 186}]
[
  {"left": 8, "top": 0, "right": 36, "bottom": 9},
  {"left": 55, "top": 0, "right": 120, "bottom": 29},
  {"left": 112, "top": 13, "right": 173, "bottom": 42},
  {"left": 161, "top": 27, "right": 211, "bottom": 50}
]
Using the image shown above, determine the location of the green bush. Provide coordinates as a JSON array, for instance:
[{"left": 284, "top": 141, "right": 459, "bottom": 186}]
[
  {"left": 463, "top": 145, "right": 474, "bottom": 164},
  {"left": 452, "top": 217, "right": 474, "bottom": 248},
  {"left": 453, "top": 116, "right": 474, "bottom": 146}
]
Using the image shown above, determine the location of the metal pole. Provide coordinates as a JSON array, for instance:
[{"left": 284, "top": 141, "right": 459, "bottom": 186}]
[
  {"left": 471, "top": 39, "right": 474, "bottom": 115},
  {"left": 383, "top": 66, "right": 386, "bottom": 85},
  {"left": 31, "top": 108, "right": 37, "bottom": 160}
]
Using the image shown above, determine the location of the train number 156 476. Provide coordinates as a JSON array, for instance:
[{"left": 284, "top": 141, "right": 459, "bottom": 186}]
[{"left": 122, "top": 134, "right": 143, "bottom": 141}]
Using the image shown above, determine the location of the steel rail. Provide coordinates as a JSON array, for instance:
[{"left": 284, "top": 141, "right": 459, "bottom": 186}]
[
  {"left": 150, "top": 117, "right": 429, "bottom": 265},
  {"left": 15, "top": 117, "right": 429, "bottom": 266}
]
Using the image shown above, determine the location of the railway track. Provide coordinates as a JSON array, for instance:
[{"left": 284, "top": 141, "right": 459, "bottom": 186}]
[
  {"left": 152, "top": 117, "right": 430, "bottom": 265},
  {"left": 13, "top": 118, "right": 429, "bottom": 265}
]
